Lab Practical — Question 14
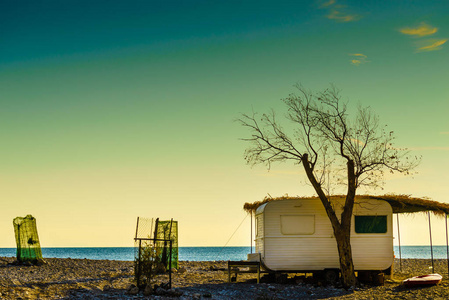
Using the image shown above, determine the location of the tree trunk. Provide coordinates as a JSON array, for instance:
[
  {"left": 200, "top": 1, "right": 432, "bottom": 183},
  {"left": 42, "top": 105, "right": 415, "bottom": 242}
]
[
  {"left": 302, "top": 154, "right": 357, "bottom": 287},
  {"left": 337, "top": 159, "right": 357, "bottom": 288},
  {"left": 334, "top": 227, "right": 357, "bottom": 287}
]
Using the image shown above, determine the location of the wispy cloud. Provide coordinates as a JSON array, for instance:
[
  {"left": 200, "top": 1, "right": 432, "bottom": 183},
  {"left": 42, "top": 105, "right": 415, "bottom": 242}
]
[
  {"left": 318, "top": 0, "right": 361, "bottom": 23},
  {"left": 257, "top": 170, "right": 301, "bottom": 177},
  {"left": 320, "top": 0, "right": 335, "bottom": 8},
  {"left": 409, "top": 146, "right": 449, "bottom": 151},
  {"left": 400, "top": 22, "right": 446, "bottom": 52},
  {"left": 349, "top": 53, "right": 368, "bottom": 66},
  {"left": 350, "top": 60, "right": 362, "bottom": 66},
  {"left": 400, "top": 23, "right": 438, "bottom": 37},
  {"left": 416, "top": 38, "right": 448, "bottom": 52},
  {"left": 327, "top": 9, "right": 360, "bottom": 22}
]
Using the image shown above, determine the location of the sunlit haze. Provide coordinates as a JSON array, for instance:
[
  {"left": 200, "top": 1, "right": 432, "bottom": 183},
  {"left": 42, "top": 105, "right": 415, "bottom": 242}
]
[{"left": 1, "top": 0, "right": 448, "bottom": 248}]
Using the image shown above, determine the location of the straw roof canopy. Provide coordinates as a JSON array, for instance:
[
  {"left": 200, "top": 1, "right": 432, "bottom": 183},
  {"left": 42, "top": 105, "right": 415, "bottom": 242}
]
[{"left": 243, "top": 194, "right": 449, "bottom": 216}]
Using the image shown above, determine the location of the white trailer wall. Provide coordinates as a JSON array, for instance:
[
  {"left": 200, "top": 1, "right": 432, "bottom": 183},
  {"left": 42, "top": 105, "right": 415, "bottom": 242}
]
[{"left": 254, "top": 198, "right": 393, "bottom": 272}]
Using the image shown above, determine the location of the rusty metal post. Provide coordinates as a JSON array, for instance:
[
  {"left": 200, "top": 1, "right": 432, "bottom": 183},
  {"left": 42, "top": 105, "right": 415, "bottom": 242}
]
[
  {"left": 135, "top": 217, "right": 140, "bottom": 239},
  {"left": 137, "top": 239, "right": 142, "bottom": 286},
  {"left": 169, "top": 240, "right": 172, "bottom": 289}
]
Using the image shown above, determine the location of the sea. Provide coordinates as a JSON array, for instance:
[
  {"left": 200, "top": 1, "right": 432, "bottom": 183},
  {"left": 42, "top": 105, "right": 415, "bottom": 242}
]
[{"left": 0, "top": 246, "right": 448, "bottom": 261}]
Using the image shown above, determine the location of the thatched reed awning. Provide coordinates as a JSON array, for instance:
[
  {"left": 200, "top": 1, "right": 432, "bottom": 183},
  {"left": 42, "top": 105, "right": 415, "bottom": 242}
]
[{"left": 243, "top": 195, "right": 449, "bottom": 216}]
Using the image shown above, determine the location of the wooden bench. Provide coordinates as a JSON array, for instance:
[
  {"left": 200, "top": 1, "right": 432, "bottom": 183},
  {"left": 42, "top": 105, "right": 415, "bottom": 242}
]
[{"left": 227, "top": 261, "right": 261, "bottom": 283}]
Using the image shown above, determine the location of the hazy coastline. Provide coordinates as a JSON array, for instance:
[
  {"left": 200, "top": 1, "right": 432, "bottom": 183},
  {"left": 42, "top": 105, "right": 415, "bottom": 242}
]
[{"left": 0, "top": 246, "right": 446, "bottom": 261}]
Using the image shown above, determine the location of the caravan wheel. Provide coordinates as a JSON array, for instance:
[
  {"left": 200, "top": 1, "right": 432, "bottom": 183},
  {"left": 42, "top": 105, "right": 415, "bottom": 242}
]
[{"left": 324, "top": 269, "right": 340, "bottom": 284}]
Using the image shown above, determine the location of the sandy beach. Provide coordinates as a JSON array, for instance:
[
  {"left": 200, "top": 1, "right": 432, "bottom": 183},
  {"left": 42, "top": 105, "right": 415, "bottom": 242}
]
[{"left": 1, "top": 257, "right": 449, "bottom": 299}]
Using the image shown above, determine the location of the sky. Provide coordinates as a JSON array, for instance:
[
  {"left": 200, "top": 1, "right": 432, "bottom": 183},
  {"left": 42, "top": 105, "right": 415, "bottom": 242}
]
[{"left": 1, "top": 0, "right": 448, "bottom": 248}]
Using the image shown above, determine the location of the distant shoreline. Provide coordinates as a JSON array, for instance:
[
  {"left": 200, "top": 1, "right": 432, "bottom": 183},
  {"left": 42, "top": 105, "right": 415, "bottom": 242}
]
[
  {"left": 1, "top": 246, "right": 448, "bottom": 262},
  {"left": 1, "top": 245, "right": 447, "bottom": 248}
]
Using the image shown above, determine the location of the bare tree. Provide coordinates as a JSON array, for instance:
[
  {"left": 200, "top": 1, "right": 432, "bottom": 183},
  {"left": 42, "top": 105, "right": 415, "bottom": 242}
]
[{"left": 238, "top": 85, "right": 419, "bottom": 287}]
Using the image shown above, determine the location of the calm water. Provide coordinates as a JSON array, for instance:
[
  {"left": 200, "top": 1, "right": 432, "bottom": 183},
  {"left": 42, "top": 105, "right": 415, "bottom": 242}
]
[
  {"left": 0, "top": 247, "right": 251, "bottom": 261},
  {"left": 0, "top": 246, "right": 447, "bottom": 261}
]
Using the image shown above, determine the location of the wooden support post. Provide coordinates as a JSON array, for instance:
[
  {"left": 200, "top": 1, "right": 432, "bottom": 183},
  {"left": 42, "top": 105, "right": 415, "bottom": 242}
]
[
  {"left": 250, "top": 211, "right": 253, "bottom": 254},
  {"left": 444, "top": 214, "right": 449, "bottom": 277},
  {"left": 428, "top": 211, "right": 434, "bottom": 274},
  {"left": 257, "top": 262, "right": 260, "bottom": 283},
  {"left": 397, "top": 214, "right": 402, "bottom": 272}
]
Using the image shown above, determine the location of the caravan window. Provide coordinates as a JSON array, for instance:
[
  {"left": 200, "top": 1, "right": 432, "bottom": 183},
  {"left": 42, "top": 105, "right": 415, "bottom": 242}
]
[
  {"left": 355, "top": 215, "right": 387, "bottom": 233},
  {"left": 280, "top": 215, "right": 315, "bottom": 235}
]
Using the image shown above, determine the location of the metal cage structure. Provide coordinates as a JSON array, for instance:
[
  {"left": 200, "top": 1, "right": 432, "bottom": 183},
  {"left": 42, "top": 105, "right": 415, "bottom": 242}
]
[
  {"left": 134, "top": 217, "right": 178, "bottom": 288},
  {"left": 13, "top": 215, "right": 43, "bottom": 263}
]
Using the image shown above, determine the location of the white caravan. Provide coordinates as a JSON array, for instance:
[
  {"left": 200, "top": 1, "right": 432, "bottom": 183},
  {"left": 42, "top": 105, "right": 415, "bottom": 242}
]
[{"left": 249, "top": 198, "right": 393, "bottom": 275}]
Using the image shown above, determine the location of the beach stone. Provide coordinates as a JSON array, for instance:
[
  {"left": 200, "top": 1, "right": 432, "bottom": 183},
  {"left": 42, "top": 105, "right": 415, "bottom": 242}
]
[
  {"left": 160, "top": 282, "right": 170, "bottom": 289},
  {"left": 178, "top": 267, "right": 187, "bottom": 274},
  {"left": 155, "top": 287, "right": 166, "bottom": 295},
  {"left": 127, "top": 284, "right": 139, "bottom": 295},
  {"left": 203, "top": 291, "right": 212, "bottom": 298},
  {"left": 91, "top": 287, "right": 103, "bottom": 295},
  {"left": 209, "top": 265, "right": 219, "bottom": 271},
  {"left": 143, "top": 284, "right": 153, "bottom": 296},
  {"left": 192, "top": 293, "right": 201, "bottom": 299},
  {"left": 167, "top": 288, "right": 184, "bottom": 297},
  {"left": 129, "top": 286, "right": 139, "bottom": 295}
]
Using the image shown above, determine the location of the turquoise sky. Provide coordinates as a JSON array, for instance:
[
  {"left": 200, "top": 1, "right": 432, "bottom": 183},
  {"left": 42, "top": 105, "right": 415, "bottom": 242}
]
[{"left": 1, "top": 0, "right": 448, "bottom": 247}]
